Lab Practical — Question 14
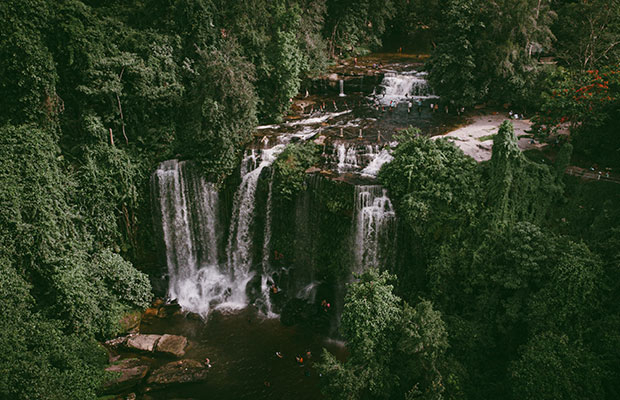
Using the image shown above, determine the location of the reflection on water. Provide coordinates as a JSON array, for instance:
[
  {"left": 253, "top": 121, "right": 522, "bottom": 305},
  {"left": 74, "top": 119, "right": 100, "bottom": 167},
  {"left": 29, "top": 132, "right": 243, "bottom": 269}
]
[{"left": 140, "top": 307, "right": 347, "bottom": 400}]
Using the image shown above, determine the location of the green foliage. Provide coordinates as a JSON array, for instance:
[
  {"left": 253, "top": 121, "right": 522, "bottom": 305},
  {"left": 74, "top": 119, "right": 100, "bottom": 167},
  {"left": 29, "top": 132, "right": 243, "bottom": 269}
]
[
  {"left": 486, "top": 121, "right": 562, "bottom": 226},
  {"left": 0, "top": 0, "right": 58, "bottom": 126},
  {"left": 317, "top": 269, "right": 449, "bottom": 400},
  {"left": 0, "top": 121, "right": 151, "bottom": 395},
  {"left": 535, "top": 66, "right": 620, "bottom": 167},
  {"left": 0, "top": 124, "right": 83, "bottom": 276},
  {"left": 510, "top": 332, "right": 603, "bottom": 400},
  {"left": 428, "top": 0, "right": 557, "bottom": 109},
  {"left": 178, "top": 38, "right": 258, "bottom": 183},
  {"left": 76, "top": 143, "right": 142, "bottom": 252},
  {"left": 0, "top": 261, "right": 107, "bottom": 400},
  {"left": 553, "top": 0, "right": 620, "bottom": 70},
  {"left": 427, "top": 220, "right": 605, "bottom": 399},
  {"left": 52, "top": 250, "right": 152, "bottom": 337},
  {"left": 427, "top": 0, "right": 479, "bottom": 107},
  {"left": 273, "top": 142, "right": 320, "bottom": 201},
  {"left": 379, "top": 129, "right": 481, "bottom": 240},
  {"left": 324, "top": 0, "right": 395, "bottom": 56}
]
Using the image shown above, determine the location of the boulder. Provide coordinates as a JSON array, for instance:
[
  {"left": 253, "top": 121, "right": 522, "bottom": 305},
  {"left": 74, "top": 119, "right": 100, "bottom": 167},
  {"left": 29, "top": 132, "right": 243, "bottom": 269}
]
[
  {"left": 105, "top": 335, "right": 130, "bottom": 349},
  {"left": 146, "top": 360, "right": 209, "bottom": 388},
  {"left": 126, "top": 334, "right": 161, "bottom": 352},
  {"left": 103, "top": 358, "right": 150, "bottom": 394},
  {"left": 155, "top": 334, "right": 188, "bottom": 358}
]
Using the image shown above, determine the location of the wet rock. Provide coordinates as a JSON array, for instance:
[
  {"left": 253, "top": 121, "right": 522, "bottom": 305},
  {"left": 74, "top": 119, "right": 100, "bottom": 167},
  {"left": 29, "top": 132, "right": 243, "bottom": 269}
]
[
  {"left": 143, "top": 307, "right": 159, "bottom": 318},
  {"left": 146, "top": 360, "right": 209, "bottom": 388},
  {"left": 126, "top": 334, "right": 162, "bottom": 352},
  {"left": 186, "top": 312, "right": 202, "bottom": 321},
  {"left": 327, "top": 73, "right": 339, "bottom": 81},
  {"left": 152, "top": 298, "right": 165, "bottom": 307},
  {"left": 103, "top": 358, "right": 149, "bottom": 394},
  {"left": 119, "top": 310, "right": 141, "bottom": 333},
  {"left": 105, "top": 334, "right": 132, "bottom": 349},
  {"left": 155, "top": 334, "right": 188, "bottom": 358},
  {"left": 313, "top": 135, "right": 326, "bottom": 145}
]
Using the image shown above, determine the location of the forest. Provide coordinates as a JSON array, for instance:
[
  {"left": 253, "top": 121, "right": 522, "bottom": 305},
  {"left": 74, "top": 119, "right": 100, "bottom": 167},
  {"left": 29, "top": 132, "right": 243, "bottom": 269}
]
[{"left": 1, "top": 0, "right": 619, "bottom": 399}]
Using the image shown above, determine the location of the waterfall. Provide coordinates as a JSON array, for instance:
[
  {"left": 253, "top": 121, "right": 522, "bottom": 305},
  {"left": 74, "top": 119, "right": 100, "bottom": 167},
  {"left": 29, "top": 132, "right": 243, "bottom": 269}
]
[
  {"left": 225, "top": 145, "right": 285, "bottom": 311},
  {"left": 353, "top": 186, "right": 396, "bottom": 273},
  {"left": 332, "top": 143, "right": 393, "bottom": 176},
  {"left": 377, "top": 71, "right": 437, "bottom": 105},
  {"left": 258, "top": 170, "right": 278, "bottom": 317},
  {"left": 339, "top": 79, "right": 346, "bottom": 97},
  {"left": 336, "top": 143, "right": 359, "bottom": 173},
  {"left": 361, "top": 149, "right": 394, "bottom": 177},
  {"left": 152, "top": 160, "right": 225, "bottom": 316}
]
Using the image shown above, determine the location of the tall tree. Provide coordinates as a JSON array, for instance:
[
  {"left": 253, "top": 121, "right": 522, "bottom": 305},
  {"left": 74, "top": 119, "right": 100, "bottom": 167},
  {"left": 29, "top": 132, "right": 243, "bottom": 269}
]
[{"left": 317, "top": 269, "right": 450, "bottom": 400}]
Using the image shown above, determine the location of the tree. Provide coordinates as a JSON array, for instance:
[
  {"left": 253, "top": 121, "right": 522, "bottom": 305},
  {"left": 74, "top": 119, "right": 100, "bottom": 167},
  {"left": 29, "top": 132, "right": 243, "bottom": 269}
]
[
  {"left": 427, "top": 0, "right": 480, "bottom": 107},
  {"left": 510, "top": 332, "right": 603, "bottom": 400},
  {"left": 486, "top": 121, "right": 563, "bottom": 226},
  {"left": 177, "top": 38, "right": 258, "bottom": 183},
  {"left": 0, "top": 260, "right": 108, "bottom": 400},
  {"left": 554, "top": 0, "right": 620, "bottom": 70},
  {"left": 324, "top": 0, "right": 395, "bottom": 57},
  {"left": 379, "top": 129, "right": 481, "bottom": 241},
  {"left": 316, "top": 269, "right": 450, "bottom": 400}
]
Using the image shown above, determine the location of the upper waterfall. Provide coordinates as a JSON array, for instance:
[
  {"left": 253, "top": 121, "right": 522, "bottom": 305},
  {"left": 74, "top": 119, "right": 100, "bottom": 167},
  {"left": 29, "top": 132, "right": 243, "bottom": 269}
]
[{"left": 376, "top": 71, "right": 437, "bottom": 105}]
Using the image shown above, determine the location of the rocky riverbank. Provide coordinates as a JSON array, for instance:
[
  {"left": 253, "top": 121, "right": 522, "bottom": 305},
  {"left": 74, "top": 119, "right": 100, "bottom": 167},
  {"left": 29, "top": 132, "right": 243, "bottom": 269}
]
[{"left": 101, "top": 301, "right": 208, "bottom": 399}]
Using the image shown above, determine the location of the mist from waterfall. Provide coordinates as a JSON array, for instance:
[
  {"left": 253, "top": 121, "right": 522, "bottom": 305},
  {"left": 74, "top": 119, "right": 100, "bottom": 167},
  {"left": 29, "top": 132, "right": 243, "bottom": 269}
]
[{"left": 152, "top": 160, "right": 228, "bottom": 316}]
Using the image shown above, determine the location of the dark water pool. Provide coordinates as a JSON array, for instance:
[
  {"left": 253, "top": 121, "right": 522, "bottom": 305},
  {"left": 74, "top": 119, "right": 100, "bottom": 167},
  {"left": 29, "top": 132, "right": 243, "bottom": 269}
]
[{"left": 140, "top": 307, "right": 347, "bottom": 400}]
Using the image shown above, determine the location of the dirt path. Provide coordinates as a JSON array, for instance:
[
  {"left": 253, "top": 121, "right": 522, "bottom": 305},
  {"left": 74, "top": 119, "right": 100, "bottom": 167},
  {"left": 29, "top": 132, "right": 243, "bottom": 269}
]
[{"left": 565, "top": 166, "right": 620, "bottom": 184}]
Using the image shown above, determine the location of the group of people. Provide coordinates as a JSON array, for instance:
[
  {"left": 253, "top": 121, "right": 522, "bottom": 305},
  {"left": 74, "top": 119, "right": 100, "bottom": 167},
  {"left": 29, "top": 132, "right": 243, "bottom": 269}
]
[
  {"left": 429, "top": 102, "right": 466, "bottom": 116},
  {"left": 275, "top": 350, "right": 312, "bottom": 366}
]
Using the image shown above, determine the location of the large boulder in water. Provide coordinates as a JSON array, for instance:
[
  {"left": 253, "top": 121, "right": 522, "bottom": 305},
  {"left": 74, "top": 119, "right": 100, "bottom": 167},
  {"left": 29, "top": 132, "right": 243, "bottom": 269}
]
[
  {"left": 103, "top": 358, "right": 150, "bottom": 394},
  {"left": 146, "top": 360, "right": 209, "bottom": 389},
  {"left": 155, "top": 334, "right": 188, "bottom": 358},
  {"left": 126, "top": 334, "right": 162, "bottom": 352}
]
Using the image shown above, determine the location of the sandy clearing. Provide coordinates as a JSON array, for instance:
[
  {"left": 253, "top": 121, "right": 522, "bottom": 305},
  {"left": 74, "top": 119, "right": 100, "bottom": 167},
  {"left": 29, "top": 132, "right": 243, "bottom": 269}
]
[{"left": 432, "top": 114, "right": 542, "bottom": 162}]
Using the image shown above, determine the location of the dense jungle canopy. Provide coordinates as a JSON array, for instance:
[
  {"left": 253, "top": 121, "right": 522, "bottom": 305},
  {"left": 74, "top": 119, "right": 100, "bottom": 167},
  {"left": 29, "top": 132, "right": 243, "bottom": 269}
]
[{"left": 1, "top": 0, "right": 619, "bottom": 399}]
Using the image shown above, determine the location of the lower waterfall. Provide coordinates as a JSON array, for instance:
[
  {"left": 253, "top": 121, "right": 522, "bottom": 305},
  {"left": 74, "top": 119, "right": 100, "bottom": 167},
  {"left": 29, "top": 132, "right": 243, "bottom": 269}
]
[
  {"left": 225, "top": 145, "right": 285, "bottom": 313},
  {"left": 152, "top": 160, "right": 225, "bottom": 316}
]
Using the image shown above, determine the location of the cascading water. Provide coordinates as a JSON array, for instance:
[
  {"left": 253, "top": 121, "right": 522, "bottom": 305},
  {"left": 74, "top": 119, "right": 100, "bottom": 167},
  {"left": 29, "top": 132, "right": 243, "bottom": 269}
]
[
  {"left": 336, "top": 143, "right": 359, "bottom": 173},
  {"left": 353, "top": 186, "right": 396, "bottom": 274},
  {"left": 225, "top": 145, "right": 285, "bottom": 311},
  {"left": 332, "top": 143, "right": 393, "bottom": 176},
  {"left": 376, "top": 71, "right": 437, "bottom": 105},
  {"left": 339, "top": 79, "right": 346, "bottom": 97},
  {"left": 257, "top": 170, "right": 278, "bottom": 317},
  {"left": 361, "top": 149, "right": 394, "bottom": 177},
  {"left": 152, "top": 160, "right": 227, "bottom": 316}
]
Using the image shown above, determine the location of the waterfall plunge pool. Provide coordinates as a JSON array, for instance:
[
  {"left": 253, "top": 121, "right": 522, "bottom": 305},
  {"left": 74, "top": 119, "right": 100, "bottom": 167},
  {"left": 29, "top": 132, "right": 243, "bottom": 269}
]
[{"left": 139, "top": 306, "right": 347, "bottom": 400}]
